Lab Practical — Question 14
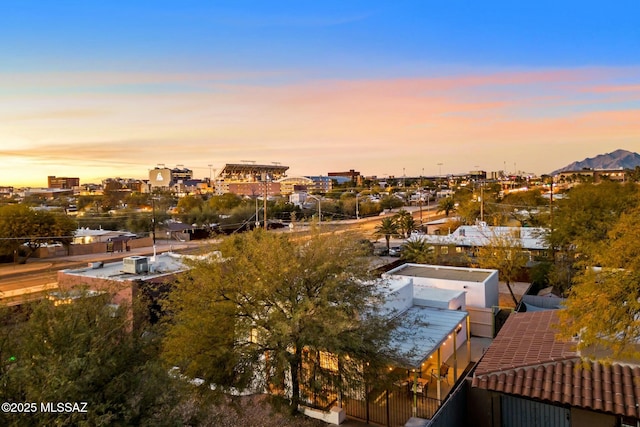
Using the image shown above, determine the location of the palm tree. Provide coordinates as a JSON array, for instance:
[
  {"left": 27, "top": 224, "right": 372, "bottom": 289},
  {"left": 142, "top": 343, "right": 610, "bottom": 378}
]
[
  {"left": 437, "top": 197, "right": 456, "bottom": 217},
  {"left": 401, "top": 238, "right": 435, "bottom": 264},
  {"left": 394, "top": 209, "right": 416, "bottom": 238},
  {"left": 375, "top": 217, "right": 399, "bottom": 254}
]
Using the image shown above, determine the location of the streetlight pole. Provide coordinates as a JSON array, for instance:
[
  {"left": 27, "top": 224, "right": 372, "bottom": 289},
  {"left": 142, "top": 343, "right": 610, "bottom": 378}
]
[
  {"left": 151, "top": 197, "right": 156, "bottom": 246},
  {"left": 418, "top": 190, "right": 423, "bottom": 225},
  {"left": 307, "top": 194, "right": 322, "bottom": 225},
  {"left": 355, "top": 193, "right": 360, "bottom": 220},
  {"left": 151, "top": 196, "right": 158, "bottom": 260},
  {"left": 262, "top": 172, "right": 269, "bottom": 230},
  {"left": 480, "top": 183, "right": 485, "bottom": 222}
]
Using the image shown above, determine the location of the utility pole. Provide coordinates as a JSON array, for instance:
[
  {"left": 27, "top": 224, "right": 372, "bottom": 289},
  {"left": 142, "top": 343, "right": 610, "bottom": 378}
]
[
  {"left": 549, "top": 179, "right": 554, "bottom": 228},
  {"left": 418, "top": 192, "right": 423, "bottom": 225},
  {"left": 151, "top": 197, "right": 156, "bottom": 245},
  {"left": 255, "top": 197, "right": 260, "bottom": 229},
  {"left": 151, "top": 196, "right": 157, "bottom": 261},
  {"left": 480, "top": 185, "right": 484, "bottom": 222},
  {"left": 262, "top": 172, "right": 268, "bottom": 230}
]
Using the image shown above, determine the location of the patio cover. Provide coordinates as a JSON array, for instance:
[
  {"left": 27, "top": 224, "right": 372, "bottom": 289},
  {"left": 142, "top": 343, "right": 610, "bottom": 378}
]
[{"left": 390, "top": 306, "right": 468, "bottom": 369}]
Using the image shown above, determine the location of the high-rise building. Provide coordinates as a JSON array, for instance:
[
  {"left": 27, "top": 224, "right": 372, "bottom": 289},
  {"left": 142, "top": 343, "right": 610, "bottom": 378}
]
[
  {"left": 148, "top": 166, "right": 193, "bottom": 189},
  {"left": 48, "top": 176, "right": 80, "bottom": 189}
]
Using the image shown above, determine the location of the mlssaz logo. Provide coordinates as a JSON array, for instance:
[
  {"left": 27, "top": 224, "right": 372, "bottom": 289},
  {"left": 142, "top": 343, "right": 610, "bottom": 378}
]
[{"left": 40, "top": 402, "right": 88, "bottom": 413}]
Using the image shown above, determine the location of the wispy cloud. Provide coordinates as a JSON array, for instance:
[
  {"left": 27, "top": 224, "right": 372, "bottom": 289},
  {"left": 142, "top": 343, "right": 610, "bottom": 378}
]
[{"left": 1, "top": 66, "right": 639, "bottom": 186}]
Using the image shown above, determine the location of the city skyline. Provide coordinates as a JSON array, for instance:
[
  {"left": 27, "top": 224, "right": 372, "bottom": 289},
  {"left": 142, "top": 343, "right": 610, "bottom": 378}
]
[{"left": 2, "top": 1, "right": 639, "bottom": 187}]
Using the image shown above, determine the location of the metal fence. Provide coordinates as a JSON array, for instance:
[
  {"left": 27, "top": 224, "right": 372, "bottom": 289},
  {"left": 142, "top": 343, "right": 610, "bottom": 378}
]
[{"left": 342, "top": 382, "right": 441, "bottom": 427}]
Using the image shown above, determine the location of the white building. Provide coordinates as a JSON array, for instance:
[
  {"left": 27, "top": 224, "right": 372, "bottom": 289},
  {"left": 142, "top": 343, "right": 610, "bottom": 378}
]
[
  {"left": 383, "top": 263, "right": 499, "bottom": 339},
  {"left": 384, "top": 263, "right": 499, "bottom": 308},
  {"left": 411, "top": 224, "right": 547, "bottom": 251}
]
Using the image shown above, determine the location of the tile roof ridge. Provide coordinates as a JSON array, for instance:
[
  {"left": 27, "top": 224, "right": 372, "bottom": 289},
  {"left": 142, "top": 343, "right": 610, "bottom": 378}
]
[{"left": 474, "top": 356, "right": 581, "bottom": 377}]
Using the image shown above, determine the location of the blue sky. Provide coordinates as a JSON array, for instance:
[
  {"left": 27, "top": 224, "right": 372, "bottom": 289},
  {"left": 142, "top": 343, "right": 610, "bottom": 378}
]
[{"left": 1, "top": 1, "right": 639, "bottom": 185}]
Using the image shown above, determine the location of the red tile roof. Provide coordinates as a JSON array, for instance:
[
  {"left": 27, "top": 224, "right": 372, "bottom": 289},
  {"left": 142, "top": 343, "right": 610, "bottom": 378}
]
[
  {"left": 472, "top": 311, "right": 640, "bottom": 418},
  {"left": 475, "top": 311, "right": 576, "bottom": 376}
]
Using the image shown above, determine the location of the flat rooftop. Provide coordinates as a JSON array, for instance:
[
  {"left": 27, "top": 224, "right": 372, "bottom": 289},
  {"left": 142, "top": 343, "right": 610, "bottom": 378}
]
[
  {"left": 388, "top": 264, "right": 494, "bottom": 283},
  {"left": 60, "top": 252, "right": 189, "bottom": 282}
]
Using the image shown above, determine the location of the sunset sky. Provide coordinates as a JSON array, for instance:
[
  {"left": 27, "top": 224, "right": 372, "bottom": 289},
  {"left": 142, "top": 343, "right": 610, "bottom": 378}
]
[{"left": 1, "top": 1, "right": 639, "bottom": 187}]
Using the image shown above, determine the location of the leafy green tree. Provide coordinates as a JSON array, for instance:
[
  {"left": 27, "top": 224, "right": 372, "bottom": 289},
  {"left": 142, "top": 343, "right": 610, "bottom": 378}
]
[
  {"left": 437, "top": 197, "right": 456, "bottom": 217},
  {"left": 0, "top": 292, "right": 182, "bottom": 426},
  {"left": 475, "top": 230, "right": 529, "bottom": 307},
  {"left": 124, "top": 192, "right": 152, "bottom": 209},
  {"left": 0, "top": 204, "right": 77, "bottom": 263},
  {"left": 558, "top": 206, "right": 640, "bottom": 360},
  {"left": 208, "top": 193, "right": 243, "bottom": 212},
  {"left": 76, "top": 195, "right": 99, "bottom": 212},
  {"left": 628, "top": 166, "right": 640, "bottom": 182},
  {"left": 546, "top": 181, "right": 640, "bottom": 292},
  {"left": 454, "top": 196, "right": 481, "bottom": 225},
  {"left": 357, "top": 199, "right": 383, "bottom": 217},
  {"left": 163, "top": 230, "right": 397, "bottom": 414},
  {"left": 375, "top": 217, "right": 399, "bottom": 253},
  {"left": 501, "top": 189, "right": 546, "bottom": 207},
  {"left": 176, "top": 195, "right": 205, "bottom": 215},
  {"left": 379, "top": 195, "right": 404, "bottom": 210},
  {"left": 180, "top": 204, "right": 220, "bottom": 229}
]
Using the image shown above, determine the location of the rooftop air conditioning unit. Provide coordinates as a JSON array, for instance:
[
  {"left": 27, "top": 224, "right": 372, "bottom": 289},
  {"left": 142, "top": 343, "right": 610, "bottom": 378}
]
[{"left": 123, "top": 256, "right": 149, "bottom": 274}]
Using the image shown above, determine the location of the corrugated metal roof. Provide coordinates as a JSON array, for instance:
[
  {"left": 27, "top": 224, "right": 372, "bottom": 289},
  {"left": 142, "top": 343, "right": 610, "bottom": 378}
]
[
  {"left": 390, "top": 306, "right": 468, "bottom": 369},
  {"left": 412, "top": 225, "right": 548, "bottom": 251}
]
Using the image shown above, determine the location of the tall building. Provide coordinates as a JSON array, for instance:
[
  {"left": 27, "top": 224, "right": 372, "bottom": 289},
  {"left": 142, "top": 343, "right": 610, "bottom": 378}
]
[
  {"left": 148, "top": 166, "right": 194, "bottom": 190},
  {"left": 48, "top": 176, "right": 80, "bottom": 189},
  {"left": 217, "top": 163, "right": 289, "bottom": 196},
  {"left": 328, "top": 169, "right": 362, "bottom": 186}
]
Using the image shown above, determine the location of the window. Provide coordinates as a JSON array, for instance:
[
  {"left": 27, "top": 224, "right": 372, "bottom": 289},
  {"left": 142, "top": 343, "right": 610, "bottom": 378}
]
[
  {"left": 440, "top": 246, "right": 449, "bottom": 255},
  {"left": 456, "top": 247, "right": 463, "bottom": 253},
  {"left": 319, "top": 351, "right": 339, "bottom": 372},
  {"left": 620, "top": 417, "right": 640, "bottom": 427}
]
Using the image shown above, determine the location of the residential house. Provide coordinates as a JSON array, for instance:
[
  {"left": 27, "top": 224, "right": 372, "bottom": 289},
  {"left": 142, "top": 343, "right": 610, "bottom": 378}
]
[
  {"left": 57, "top": 253, "right": 195, "bottom": 324},
  {"left": 409, "top": 224, "right": 549, "bottom": 266},
  {"left": 383, "top": 263, "right": 499, "bottom": 338},
  {"left": 470, "top": 310, "right": 640, "bottom": 427},
  {"left": 314, "top": 264, "right": 499, "bottom": 426}
]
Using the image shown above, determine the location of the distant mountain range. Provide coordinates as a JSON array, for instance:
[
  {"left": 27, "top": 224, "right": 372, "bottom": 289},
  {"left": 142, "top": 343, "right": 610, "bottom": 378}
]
[{"left": 551, "top": 149, "right": 640, "bottom": 175}]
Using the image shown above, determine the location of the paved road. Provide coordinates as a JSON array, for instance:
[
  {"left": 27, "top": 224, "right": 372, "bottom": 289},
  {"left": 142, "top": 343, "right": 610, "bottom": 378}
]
[
  {"left": 0, "top": 241, "right": 202, "bottom": 304},
  {"left": 0, "top": 207, "right": 446, "bottom": 304}
]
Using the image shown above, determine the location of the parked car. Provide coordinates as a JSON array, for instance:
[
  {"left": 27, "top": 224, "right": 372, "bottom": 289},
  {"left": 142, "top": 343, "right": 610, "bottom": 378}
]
[{"left": 388, "top": 246, "right": 403, "bottom": 257}]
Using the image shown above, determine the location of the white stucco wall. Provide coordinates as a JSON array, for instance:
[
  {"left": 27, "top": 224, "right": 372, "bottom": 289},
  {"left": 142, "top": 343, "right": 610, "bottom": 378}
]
[{"left": 384, "top": 264, "right": 499, "bottom": 309}]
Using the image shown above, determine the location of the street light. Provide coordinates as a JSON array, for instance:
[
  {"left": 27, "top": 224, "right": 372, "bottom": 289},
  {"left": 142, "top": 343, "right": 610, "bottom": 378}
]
[
  {"left": 151, "top": 196, "right": 159, "bottom": 260},
  {"left": 355, "top": 193, "right": 360, "bottom": 220},
  {"left": 151, "top": 197, "right": 157, "bottom": 246},
  {"left": 306, "top": 194, "right": 322, "bottom": 224}
]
